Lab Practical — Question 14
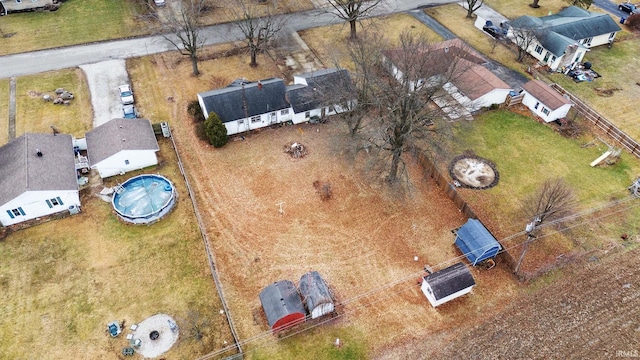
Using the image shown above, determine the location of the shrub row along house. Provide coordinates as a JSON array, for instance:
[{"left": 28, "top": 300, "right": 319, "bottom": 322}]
[
  {"left": 197, "top": 68, "right": 354, "bottom": 136},
  {"left": 0, "top": 119, "right": 160, "bottom": 227},
  {"left": 507, "top": 6, "right": 621, "bottom": 71}
]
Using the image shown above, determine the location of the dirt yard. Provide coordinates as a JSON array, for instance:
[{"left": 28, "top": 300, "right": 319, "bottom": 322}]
[{"left": 170, "top": 113, "right": 520, "bottom": 356}]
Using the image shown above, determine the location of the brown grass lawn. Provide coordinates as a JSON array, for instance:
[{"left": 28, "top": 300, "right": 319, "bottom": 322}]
[
  {"left": 300, "top": 14, "right": 443, "bottom": 71},
  {"left": 0, "top": 79, "right": 9, "bottom": 145},
  {"left": 125, "top": 50, "right": 525, "bottom": 358},
  {"left": 0, "top": 139, "right": 232, "bottom": 359},
  {"left": 14, "top": 69, "right": 93, "bottom": 140}
]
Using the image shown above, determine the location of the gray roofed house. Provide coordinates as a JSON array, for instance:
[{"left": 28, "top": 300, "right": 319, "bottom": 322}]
[
  {"left": 287, "top": 68, "right": 354, "bottom": 114},
  {"left": 508, "top": 6, "right": 621, "bottom": 70},
  {"left": 520, "top": 79, "right": 573, "bottom": 122},
  {"left": 198, "top": 78, "right": 289, "bottom": 123},
  {"left": 421, "top": 262, "right": 476, "bottom": 307},
  {"left": 85, "top": 118, "right": 160, "bottom": 178},
  {"left": 0, "top": 133, "right": 81, "bottom": 226}
]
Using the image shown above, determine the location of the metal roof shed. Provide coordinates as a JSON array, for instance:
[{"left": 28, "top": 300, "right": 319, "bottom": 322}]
[
  {"left": 298, "top": 271, "right": 335, "bottom": 319},
  {"left": 454, "top": 218, "right": 502, "bottom": 265},
  {"left": 259, "top": 280, "right": 307, "bottom": 331},
  {"left": 421, "top": 262, "right": 476, "bottom": 307}
]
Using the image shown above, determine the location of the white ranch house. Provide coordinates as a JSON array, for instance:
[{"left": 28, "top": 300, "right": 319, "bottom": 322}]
[
  {"left": 197, "top": 68, "right": 354, "bottom": 136},
  {"left": 520, "top": 80, "right": 573, "bottom": 122},
  {"left": 383, "top": 39, "right": 512, "bottom": 119},
  {"left": 0, "top": 133, "right": 80, "bottom": 226},
  {"left": 507, "top": 6, "right": 621, "bottom": 71},
  {"left": 85, "top": 118, "right": 160, "bottom": 178}
]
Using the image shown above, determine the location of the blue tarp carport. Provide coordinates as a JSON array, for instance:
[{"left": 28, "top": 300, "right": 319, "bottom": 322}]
[{"left": 454, "top": 218, "right": 501, "bottom": 265}]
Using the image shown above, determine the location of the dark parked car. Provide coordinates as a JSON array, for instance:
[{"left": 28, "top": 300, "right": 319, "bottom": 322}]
[
  {"left": 619, "top": 2, "right": 638, "bottom": 14},
  {"left": 483, "top": 20, "right": 506, "bottom": 39}
]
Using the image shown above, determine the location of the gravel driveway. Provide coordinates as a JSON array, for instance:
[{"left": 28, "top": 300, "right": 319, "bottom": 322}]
[{"left": 80, "top": 60, "right": 131, "bottom": 128}]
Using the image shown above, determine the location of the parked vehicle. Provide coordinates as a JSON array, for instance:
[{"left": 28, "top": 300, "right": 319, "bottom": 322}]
[
  {"left": 118, "top": 84, "right": 134, "bottom": 105},
  {"left": 154, "top": 0, "right": 166, "bottom": 6},
  {"left": 123, "top": 104, "right": 138, "bottom": 119},
  {"left": 483, "top": 20, "right": 506, "bottom": 39},
  {"left": 619, "top": 2, "right": 638, "bottom": 14}
]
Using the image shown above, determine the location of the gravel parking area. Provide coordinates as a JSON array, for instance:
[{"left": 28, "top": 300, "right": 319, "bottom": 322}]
[
  {"left": 129, "top": 314, "right": 179, "bottom": 358},
  {"left": 80, "top": 60, "right": 131, "bottom": 127}
]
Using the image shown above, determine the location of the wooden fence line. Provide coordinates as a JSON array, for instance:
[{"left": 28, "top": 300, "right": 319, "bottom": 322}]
[
  {"left": 412, "top": 151, "right": 517, "bottom": 269},
  {"left": 550, "top": 83, "right": 640, "bottom": 158},
  {"left": 167, "top": 130, "right": 243, "bottom": 359}
]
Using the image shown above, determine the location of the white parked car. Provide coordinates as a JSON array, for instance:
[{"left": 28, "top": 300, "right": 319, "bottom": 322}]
[
  {"left": 118, "top": 84, "right": 134, "bottom": 105},
  {"left": 154, "top": 0, "right": 166, "bottom": 6}
]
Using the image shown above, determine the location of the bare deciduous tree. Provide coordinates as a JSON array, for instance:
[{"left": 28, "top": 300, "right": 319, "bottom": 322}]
[
  {"left": 325, "top": 0, "right": 382, "bottom": 40},
  {"left": 229, "top": 0, "right": 284, "bottom": 67},
  {"left": 509, "top": 24, "right": 539, "bottom": 63},
  {"left": 359, "top": 32, "right": 474, "bottom": 183},
  {"left": 515, "top": 178, "right": 577, "bottom": 273},
  {"left": 465, "top": 0, "right": 483, "bottom": 18},
  {"left": 154, "top": 0, "right": 207, "bottom": 76}
]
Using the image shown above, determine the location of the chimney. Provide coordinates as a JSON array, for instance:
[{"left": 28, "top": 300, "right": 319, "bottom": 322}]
[
  {"left": 257, "top": 81, "right": 263, "bottom": 90},
  {"left": 36, "top": 149, "right": 43, "bottom": 157}
]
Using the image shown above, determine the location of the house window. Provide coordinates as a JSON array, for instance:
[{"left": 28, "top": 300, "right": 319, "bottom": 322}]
[
  {"left": 250, "top": 115, "right": 261, "bottom": 123},
  {"left": 534, "top": 45, "right": 543, "bottom": 55},
  {"left": 329, "top": 105, "right": 336, "bottom": 113},
  {"left": 238, "top": 119, "right": 244, "bottom": 124},
  {"left": 46, "top": 197, "right": 64, "bottom": 208},
  {"left": 542, "top": 107, "right": 550, "bottom": 116},
  {"left": 550, "top": 55, "right": 556, "bottom": 63},
  {"left": 125, "top": 159, "right": 130, "bottom": 165},
  {"left": 280, "top": 109, "right": 289, "bottom": 115},
  {"left": 305, "top": 111, "right": 310, "bottom": 118},
  {"left": 581, "top": 37, "right": 593, "bottom": 46},
  {"left": 7, "top": 207, "right": 25, "bottom": 218},
  {"left": 609, "top": 32, "right": 615, "bottom": 40},
  {"left": 534, "top": 102, "right": 540, "bottom": 109}
]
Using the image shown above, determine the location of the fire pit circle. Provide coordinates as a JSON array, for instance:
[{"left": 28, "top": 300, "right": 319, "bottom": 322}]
[{"left": 150, "top": 330, "right": 160, "bottom": 340}]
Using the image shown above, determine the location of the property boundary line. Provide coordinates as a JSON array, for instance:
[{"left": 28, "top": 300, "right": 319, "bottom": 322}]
[
  {"left": 167, "top": 130, "right": 243, "bottom": 358},
  {"left": 412, "top": 150, "right": 517, "bottom": 270},
  {"left": 550, "top": 83, "right": 640, "bottom": 158}
]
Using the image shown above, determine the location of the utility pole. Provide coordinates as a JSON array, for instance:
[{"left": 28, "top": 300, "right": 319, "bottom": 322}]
[{"left": 515, "top": 217, "right": 540, "bottom": 274}]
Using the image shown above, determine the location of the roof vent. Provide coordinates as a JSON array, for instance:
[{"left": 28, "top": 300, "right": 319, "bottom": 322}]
[
  {"left": 122, "top": 139, "right": 126, "bottom": 142},
  {"left": 36, "top": 149, "right": 43, "bottom": 157}
]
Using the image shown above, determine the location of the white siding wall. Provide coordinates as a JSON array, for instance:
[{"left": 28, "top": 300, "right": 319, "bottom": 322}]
[
  {"left": 470, "top": 89, "right": 512, "bottom": 111},
  {"left": 93, "top": 149, "right": 158, "bottom": 178},
  {"left": 421, "top": 279, "right": 474, "bottom": 307},
  {"left": 584, "top": 33, "right": 615, "bottom": 48},
  {"left": 0, "top": 190, "right": 80, "bottom": 226},
  {"left": 224, "top": 108, "right": 294, "bottom": 136},
  {"left": 522, "top": 92, "right": 573, "bottom": 122}
]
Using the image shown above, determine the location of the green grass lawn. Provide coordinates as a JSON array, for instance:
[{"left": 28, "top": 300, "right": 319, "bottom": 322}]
[
  {"left": 0, "top": 79, "right": 9, "bottom": 145},
  {"left": 15, "top": 69, "right": 93, "bottom": 139},
  {"left": 450, "top": 109, "right": 640, "bottom": 236},
  {"left": 0, "top": 140, "right": 233, "bottom": 359},
  {"left": 0, "top": 0, "right": 148, "bottom": 55}
]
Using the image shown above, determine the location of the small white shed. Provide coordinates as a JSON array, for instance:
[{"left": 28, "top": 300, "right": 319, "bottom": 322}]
[
  {"left": 421, "top": 262, "right": 476, "bottom": 307},
  {"left": 298, "top": 271, "right": 335, "bottom": 319},
  {"left": 521, "top": 80, "right": 573, "bottom": 123}
]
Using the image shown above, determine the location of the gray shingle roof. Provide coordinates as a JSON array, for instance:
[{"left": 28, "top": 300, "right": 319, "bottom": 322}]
[
  {"left": 510, "top": 6, "right": 621, "bottom": 55},
  {"left": 423, "top": 262, "right": 475, "bottom": 301},
  {"left": 85, "top": 118, "right": 159, "bottom": 166},
  {"left": 286, "top": 68, "right": 354, "bottom": 113},
  {"left": 0, "top": 133, "right": 77, "bottom": 205},
  {"left": 198, "top": 78, "right": 289, "bottom": 123}
]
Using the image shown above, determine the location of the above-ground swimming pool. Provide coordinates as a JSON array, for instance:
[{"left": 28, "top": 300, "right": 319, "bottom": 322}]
[{"left": 112, "top": 174, "right": 177, "bottom": 224}]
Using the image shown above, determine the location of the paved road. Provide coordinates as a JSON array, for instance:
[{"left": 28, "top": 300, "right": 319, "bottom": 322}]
[
  {"left": 594, "top": 0, "right": 629, "bottom": 19},
  {"left": 0, "top": 0, "right": 459, "bottom": 79}
]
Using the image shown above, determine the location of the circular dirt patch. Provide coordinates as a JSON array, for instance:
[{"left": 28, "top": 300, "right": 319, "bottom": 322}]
[
  {"left": 131, "top": 314, "right": 179, "bottom": 358},
  {"left": 449, "top": 155, "right": 499, "bottom": 189}
]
